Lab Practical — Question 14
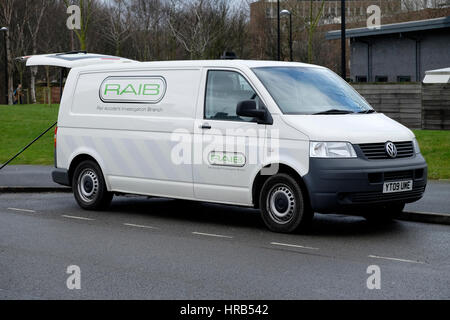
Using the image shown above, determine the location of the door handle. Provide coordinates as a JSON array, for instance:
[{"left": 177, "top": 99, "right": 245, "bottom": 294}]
[{"left": 200, "top": 123, "right": 212, "bottom": 130}]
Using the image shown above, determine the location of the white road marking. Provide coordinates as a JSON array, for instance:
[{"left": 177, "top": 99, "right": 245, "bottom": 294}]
[
  {"left": 124, "top": 223, "right": 159, "bottom": 230},
  {"left": 192, "top": 232, "right": 233, "bottom": 239},
  {"left": 405, "top": 210, "right": 449, "bottom": 216},
  {"left": 7, "top": 208, "right": 36, "bottom": 213},
  {"left": 62, "top": 215, "right": 95, "bottom": 221},
  {"left": 270, "top": 242, "right": 319, "bottom": 251},
  {"left": 368, "top": 255, "right": 425, "bottom": 264}
]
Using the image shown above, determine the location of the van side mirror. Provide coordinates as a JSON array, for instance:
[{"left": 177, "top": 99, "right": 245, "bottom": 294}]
[{"left": 236, "top": 100, "right": 273, "bottom": 125}]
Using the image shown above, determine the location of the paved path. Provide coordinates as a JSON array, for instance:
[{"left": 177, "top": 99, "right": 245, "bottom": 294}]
[{"left": 0, "top": 165, "right": 60, "bottom": 188}]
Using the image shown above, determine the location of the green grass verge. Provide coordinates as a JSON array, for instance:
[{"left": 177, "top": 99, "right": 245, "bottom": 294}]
[
  {"left": 413, "top": 130, "right": 450, "bottom": 180},
  {"left": 0, "top": 105, "right": 449, "bottom": 180},
  {"left": 0, "top": 104, "right": 59, "bottom": 166}
]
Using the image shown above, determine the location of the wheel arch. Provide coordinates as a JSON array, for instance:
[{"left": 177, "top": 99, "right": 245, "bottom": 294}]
[
  {"left": 251, "top": 163, "right": 311, "bottom": 209},
  {"left": 68, "top": 153, "right": 108, "bottom": 189}
]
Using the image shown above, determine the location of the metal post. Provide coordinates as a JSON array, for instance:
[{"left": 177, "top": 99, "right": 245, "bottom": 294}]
[
  {"left": 341, "top": 0, "right": 346, "bottom": 79},
  {"left": 1, "top": 29, "right": 8, "bottom": 104},
  {"left": 59, "top": 67, "right": 65, "bottom": 101},
  {"left": 289, "top": 13, "right": 293, "bottom": 62},
  {"left": 277, "top": 0, "right": 281, "bottom": 61}
]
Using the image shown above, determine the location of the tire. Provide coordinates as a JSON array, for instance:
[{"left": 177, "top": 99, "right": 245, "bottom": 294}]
[
  {"left": 364, "top": 203, "right": 405, "bottom": 223},
  {"left": 259, "top": 173, "right": 313, "bottom": 233},
  {"left": 72, "top": 160, "right": 113, "bottom": 210}
]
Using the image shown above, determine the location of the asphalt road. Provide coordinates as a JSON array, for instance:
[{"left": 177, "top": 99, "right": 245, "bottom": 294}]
[{"left": 0, "top": 192, "right": 449, "bottom": 300}]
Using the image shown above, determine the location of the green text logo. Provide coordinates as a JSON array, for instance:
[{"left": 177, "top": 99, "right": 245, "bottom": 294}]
[
  {"left": 100, "top": 76, "right": 166, "bottom": 103},
  {"left": 209, "top": 152, "right": 246, "bottom": 167}
]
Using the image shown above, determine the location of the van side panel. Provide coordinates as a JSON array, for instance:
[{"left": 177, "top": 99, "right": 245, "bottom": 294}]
[{"left": 58, "top": 68, "right": 202, "bottom": 199}]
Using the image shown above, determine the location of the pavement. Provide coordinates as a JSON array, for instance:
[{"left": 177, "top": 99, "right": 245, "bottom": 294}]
[
  {"left": 0, "top": 192, "right": 449, "bottom": 299},
  {"left": 0, "top": 165, "right": 68, "bottom": 191}
]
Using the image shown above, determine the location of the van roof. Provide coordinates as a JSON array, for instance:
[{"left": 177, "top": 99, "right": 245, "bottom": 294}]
[{"left": 72, "top": 59, "right": 325, "bottom": 72}]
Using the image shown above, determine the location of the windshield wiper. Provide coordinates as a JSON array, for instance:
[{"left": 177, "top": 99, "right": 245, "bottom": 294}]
[
  {"left": 358, "top": 109, "right": 376, "bottom": 114},
  {"left": 313, "top": 109, "right": 355, "bottom": 115}
]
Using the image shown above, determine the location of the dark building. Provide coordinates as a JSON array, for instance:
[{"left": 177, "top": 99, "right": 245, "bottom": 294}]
[{"left": 326, "top": 16, "right": 450, "bottom": 82}]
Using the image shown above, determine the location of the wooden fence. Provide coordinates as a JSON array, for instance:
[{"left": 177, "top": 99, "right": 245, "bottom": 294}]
[
  {"left": 421, "top": 84, "right": 450, "bottom": 130},
  {"left": 352, "top": 84, "right": 422, "bottom": 129},
  {"left": 352, "top": 83, "right": 449, "bottom": 130}
]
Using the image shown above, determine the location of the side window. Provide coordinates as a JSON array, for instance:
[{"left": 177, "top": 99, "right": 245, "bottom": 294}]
[{"left": 205, "top": 70, "right": 262, "bottom": 122}]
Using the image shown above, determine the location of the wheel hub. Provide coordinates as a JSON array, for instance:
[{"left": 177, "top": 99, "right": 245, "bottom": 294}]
[
  {"left": 267, "top": 184, "right": 296, "bottom": 224},
  {"left": 274, "top": 193, "right": 289, "bottom": 213},
  {"left": 78, "top": 169, "right": 99, "bottom": 203}
]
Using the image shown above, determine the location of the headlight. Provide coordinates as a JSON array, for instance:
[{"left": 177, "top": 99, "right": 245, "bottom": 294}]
[
  {"left": 310, "top": 142, "right": 357, "bottom": 158},
  {"left": 413, "top": 138, "right": 421, "bottom": 154}
]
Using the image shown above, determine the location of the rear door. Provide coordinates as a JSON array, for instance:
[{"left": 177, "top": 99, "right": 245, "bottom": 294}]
[{"left": 18, "top": 52, "right": 136, "bottom": 68}]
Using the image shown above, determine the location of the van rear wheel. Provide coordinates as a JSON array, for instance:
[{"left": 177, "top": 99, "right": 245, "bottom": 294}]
[
  {"left": 72, "top": 160, "right": 113, "bottom": 210},
  {"left": 259, "top": 174, "right": 313, "bottom": 233}
]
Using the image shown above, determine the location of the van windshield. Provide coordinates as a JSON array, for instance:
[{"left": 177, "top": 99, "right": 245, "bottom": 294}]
[{"left": 252, "top": 67, "right": 373, "bottom": 115}]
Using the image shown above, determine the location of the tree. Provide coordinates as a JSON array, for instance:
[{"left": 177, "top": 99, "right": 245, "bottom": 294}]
[
  {"left": 0, "top": 0, "right": 16, "bottom": 105},
  {"left": 167, "top": 0, "right": 230, "bottom": 60},
  {"left": 100, "top": 0, "right": 132, "bottom": 56},
  {"left": 27, "top": 0, "right": 50, "bottom": 103},
  {"left": 129, "top": 0, "right": 166, "bottom": 61},
  {"left": 307, "top": 0, "right": 325, "bottom": 64}
]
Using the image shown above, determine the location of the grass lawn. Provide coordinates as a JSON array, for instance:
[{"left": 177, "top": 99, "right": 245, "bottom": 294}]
[
  {"left": 0, "top": 104, "right": 449, "bottom": 180},
  {"left": 0, "top": 104, "right": 59, "bottom": 166},
  {"left": 413, "top": 130, "right": 450, "bottom": 180}
]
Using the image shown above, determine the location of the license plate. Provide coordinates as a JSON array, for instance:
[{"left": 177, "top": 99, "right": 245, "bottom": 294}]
[{"left": 383, "top": 180, "right": 413, "bottom": 193}]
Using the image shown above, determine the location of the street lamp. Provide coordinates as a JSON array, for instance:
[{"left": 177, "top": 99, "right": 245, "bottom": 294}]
[
  {"left": 280, "top": 9, "right": 293, "bottom": 62},
  {"left": 1, "top": 27, "right": 8, "bottom": 105},
  {"left": 277, "top": 0, "right": 280, "bottom": 61},
  {"left": 341, "top": 0, "right": 346, "bottom": 80}
]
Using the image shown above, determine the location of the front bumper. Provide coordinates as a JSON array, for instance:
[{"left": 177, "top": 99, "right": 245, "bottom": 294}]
[{"left": 302, "top": 154, "right": 427, "bottom": 213}]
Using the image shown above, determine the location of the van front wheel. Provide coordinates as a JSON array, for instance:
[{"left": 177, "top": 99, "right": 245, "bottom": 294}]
[
  {"left": 259, "top": 174, "right": 313, "bottom": 233},
  {"left": 72, "top": 160, "right": 113, "bottom": 210}
]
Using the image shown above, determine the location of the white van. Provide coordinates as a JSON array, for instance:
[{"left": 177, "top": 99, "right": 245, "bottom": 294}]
[{"left": 50, "top": 59, "right": 427, "bottom": 233}]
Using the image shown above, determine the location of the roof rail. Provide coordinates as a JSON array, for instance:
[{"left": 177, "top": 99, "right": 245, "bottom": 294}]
[
  {"left": 220, "top": 51, "right": 238, "bottom": 60},
  {"left": 56, "top": 50, "right": 88, "bottom": 55}
]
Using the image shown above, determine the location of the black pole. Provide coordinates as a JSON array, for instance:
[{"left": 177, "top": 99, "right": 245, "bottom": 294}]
[
  {"left": 3, "top": 31, "right": 7, "bottom": 104},
  {"left": 289, "top": 14, "right": 293, "bottom": 62},
  {"left": 341, "top": 0, "right": 346, "bottom": 79},
  {"left": 277, "top": 0, "right": 280, "bottom": 61},
  {"left": 59, "top": 67, "right": 65, "bottom": 100}
]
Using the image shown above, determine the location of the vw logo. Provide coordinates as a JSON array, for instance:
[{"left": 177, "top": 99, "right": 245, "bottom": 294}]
[{"left": 385, "top": 141, "right": 398, "bottom": 158}]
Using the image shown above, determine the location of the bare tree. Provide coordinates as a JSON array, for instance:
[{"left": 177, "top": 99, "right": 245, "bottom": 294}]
[
  {"left": 129, "top": 0, "right": 165, "bottom": 61},
  {"left": 27, "top": 0, "right": 50, "bottom": 103},
  {"left": 0, "top": 0, "right": 16, "bottom": 105},
  {"left": 100, "top": 0, "right": 132, "bottom": 56},
  {"left": 307, "top": 0, "right": 325, "bottom": 64},
  {"left": 167, "top": 0, "right": 229, "bottom": 60}
]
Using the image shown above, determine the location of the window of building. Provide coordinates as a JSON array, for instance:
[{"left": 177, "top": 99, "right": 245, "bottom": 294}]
[
  {"left": 375, "top": 76, "right": 388, "bottom": 82},
  {"left": 397, "top": 76, "right": 411, "bottom": 82},
  {"left": 205, "top": 70, "right": 261, "bottom": 122},
  {"left": 355, "top": 76, "right": 367, "bottom": 83}
]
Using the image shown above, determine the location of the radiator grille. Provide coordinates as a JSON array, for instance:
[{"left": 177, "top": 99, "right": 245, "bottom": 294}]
[{"left": 359, "top": 141, "right": 414, "bottom": 160}]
